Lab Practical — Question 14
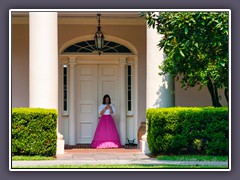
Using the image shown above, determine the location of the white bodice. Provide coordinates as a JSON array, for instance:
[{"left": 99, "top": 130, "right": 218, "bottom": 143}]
[{"left": 98, "top": 104, "right": 115, "bottom": 115}]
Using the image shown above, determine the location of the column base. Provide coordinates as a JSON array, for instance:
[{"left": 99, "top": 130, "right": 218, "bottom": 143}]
[
  {"left": 56, "top": 133, "right": 65, "bottom": 155},
  {"left": 140, "top": 133, "right": 150, "bottom": 154}
]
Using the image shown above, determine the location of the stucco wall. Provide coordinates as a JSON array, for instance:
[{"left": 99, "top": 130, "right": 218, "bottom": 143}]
[
  {"left": 175, "top": 81, "right": 228, "bottom": 107},
  {"left": 12, "top": 24, "right": 29, "bottom": 107}
]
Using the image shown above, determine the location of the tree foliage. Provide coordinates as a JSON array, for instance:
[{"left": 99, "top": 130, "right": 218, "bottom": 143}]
[{"left": 144, "top": 12, "right": 229, "bottom": 107}]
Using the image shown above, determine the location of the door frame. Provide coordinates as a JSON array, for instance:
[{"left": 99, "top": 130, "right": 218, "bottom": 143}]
[
  {"left": 76, "top": 64, "right": 119, "bottom": 144},
  {"left": 59, "top": 54, "right": 138, "bottom": 145}
]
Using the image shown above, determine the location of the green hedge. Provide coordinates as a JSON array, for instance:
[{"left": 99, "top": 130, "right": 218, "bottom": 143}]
[
  {"left": 12, "top": 108, "right": 57, "bottom": 156},
  {"left": 147, "top": 107, "right": 228, "bottom": 156}
]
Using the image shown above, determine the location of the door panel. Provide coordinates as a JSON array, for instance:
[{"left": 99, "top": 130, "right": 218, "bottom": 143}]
[{"left": 77, "top": 65, "right": 98, "bottom": 143}]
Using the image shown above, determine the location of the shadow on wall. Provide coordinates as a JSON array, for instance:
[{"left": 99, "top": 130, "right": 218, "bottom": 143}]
[{"left": 154, "top": 74, "right": 175, "bottom": 108}]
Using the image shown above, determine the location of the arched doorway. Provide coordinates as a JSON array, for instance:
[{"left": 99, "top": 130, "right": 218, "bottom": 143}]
[{"left": 58, "top": 36, "right": 138, "bottom": 148}]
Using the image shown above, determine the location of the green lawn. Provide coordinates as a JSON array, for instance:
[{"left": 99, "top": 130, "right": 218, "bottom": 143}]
[
  {"left": 157, "top": 155, "right": 228, "bottom": 162},
  {"left": 13, "top": 164, "right": 228, "bottom": 169},
  {"left": 12, "top": 155, "right": 228, "bottom": 162},
  {"left": 12, "top": 156, "right": 55, "bottom": 161}
]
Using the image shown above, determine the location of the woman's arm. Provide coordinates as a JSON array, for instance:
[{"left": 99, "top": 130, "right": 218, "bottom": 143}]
[
  {"left": 99, "top": 104, "right": 107, "bottom": 116},
  {"left": 110, "top": 104, "right": 115, "bottom": 115}
]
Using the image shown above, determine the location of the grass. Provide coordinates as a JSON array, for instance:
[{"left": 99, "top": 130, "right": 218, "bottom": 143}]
[
  {"left": 156, "top": 155, "right": 228, "bottom": 162},
  {"left": 12, "top": 155, "right": 228, "bottom": 162},
  {"left": 12, "top": 156, "right": 55, "bottom": 161},
  {"left": 12, "top": 164, "right": 228, "bottom": 169}
]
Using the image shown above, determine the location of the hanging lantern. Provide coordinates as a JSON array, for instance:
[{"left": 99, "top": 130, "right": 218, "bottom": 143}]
[{"left": 94, "top": 14, "right": 104, "bottom": 55}]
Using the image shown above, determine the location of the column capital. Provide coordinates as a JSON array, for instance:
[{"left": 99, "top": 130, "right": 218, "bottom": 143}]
[
  {"left": 127, "top": 57, "right": 137, "bottom": 65},
  {"left": 68, "top": 56, "right": 77, "bottom": 67},
  {"left": 119, "top": 58, "right": 127, "bottom": 65}
]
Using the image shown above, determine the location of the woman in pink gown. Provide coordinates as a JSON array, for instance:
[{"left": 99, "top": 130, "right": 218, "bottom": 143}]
[{"left": 91, "top": 94, "right": 121, "bottom": 148}]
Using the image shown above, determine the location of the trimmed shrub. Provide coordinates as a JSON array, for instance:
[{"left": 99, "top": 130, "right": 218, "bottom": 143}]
[
  {"left": 12, "top": 108, "right": 57, "bottom": 156},
  {"left": 147, "top": 107, "right": 228, "bottom": 156}
]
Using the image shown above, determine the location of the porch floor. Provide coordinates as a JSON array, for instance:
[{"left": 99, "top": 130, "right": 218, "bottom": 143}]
[{"left": 57, "top": 145, "right": 150, "bottom": 161}]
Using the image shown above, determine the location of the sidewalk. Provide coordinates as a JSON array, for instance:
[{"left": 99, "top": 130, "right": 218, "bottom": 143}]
[
  {"left": 11, "top": 148, "right": 228, "bottom": 168},
  {"left": 12, "top": 159, "right": 228, "bottom": 167}
]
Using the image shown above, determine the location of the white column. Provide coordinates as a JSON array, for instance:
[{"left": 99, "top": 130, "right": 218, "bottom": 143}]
[
  {"left": 29, "top": 12, "right": 64, "bottom": 155},
  {"left": 142, "top": 16, "right": 175, "bottom": 154},
  {"left": 146, "top": 28, "right": 174, "bottom": 108},
  {"left": 29, "top": 12, "right": 58, "bottom": 108},
  {"left": 119, "top": 58, "right": 127, "bottom": 145},
  {"left": 68, "top": 57, "right": 76, "bottom": 145},
  {"left": 132, "top": 57, "right": 138, "bottom": 143},
  {"left": 127, "top": 57, "right": 138, "bottom": 143}
]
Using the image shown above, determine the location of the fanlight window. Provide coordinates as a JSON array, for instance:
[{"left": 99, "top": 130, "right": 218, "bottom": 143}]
[{"left": 63, "top": 40, "right": 132, "bottom": 54}]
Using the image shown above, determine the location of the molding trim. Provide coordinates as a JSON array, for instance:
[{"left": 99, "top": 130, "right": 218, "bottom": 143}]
[
  {"left": 11, "top": 16, "right": 145, "bottom": 25},
  {"left": 59, "top": 35, "right": 138, "bottom": 55}
]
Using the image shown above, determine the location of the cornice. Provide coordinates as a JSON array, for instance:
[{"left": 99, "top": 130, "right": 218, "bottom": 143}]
[{"left": 11, "top": 13, "right": 145, "bottom": 25}]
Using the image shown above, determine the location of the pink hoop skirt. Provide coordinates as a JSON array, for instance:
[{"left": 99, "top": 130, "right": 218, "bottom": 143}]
[{"left": 91, "top": 115, "right": 121, "bottom": 148}]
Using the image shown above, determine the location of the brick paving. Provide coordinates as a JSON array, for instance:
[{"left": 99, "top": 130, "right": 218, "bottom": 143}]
[{"left": 56, "top": 148, "right": 148, "bottom": 160}]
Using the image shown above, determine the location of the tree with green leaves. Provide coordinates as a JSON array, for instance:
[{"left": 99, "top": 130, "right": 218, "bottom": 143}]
[{"left": 143, "top": 12, "right": 229, "bottom": 107}]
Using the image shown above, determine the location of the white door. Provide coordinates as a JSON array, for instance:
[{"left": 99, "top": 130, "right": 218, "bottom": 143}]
[
  {"left": 76, "top": 64, "right": 118, "bottom": 144},
  {"left": 98, "top": 65, "right": 118, "bottom": 126},
  {"left": 76, "top": 65, "right": 98, "bottom": 144}
]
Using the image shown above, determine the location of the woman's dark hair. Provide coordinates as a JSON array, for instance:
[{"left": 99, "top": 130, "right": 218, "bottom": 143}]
[{"left": 102, "top": 94, "right": 111, "bottom": 104}]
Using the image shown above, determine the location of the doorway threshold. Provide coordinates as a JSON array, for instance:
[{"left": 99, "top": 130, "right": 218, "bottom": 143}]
[{"left": 64, "top": 144, "right": 139, "bottom": 149}]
